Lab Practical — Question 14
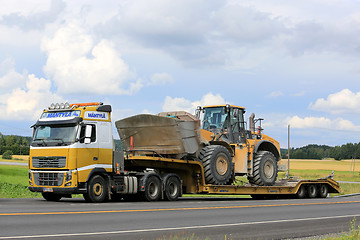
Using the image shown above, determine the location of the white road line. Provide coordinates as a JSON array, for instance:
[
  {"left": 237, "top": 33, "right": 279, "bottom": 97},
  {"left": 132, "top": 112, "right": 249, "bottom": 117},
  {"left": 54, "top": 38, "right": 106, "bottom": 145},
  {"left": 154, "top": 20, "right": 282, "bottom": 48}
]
[{"left": 1, "top": 214, "right": 359, "bottom": 239}]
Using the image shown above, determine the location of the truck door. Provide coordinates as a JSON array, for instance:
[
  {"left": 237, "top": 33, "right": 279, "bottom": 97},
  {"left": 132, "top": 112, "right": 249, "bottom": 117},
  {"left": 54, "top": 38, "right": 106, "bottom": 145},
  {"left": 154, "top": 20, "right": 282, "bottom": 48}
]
[{"left": 77, "top": 123, "right": 99, "bottom": 183}]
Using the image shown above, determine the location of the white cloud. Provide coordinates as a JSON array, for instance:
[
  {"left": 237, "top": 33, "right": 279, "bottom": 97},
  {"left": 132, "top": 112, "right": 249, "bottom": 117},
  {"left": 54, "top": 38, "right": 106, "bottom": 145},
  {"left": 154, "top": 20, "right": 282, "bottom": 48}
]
[
  {"left": 0, "top": 74, "right": 63, "bottom": 121},
  {"left": 310, "top": 89, "right": 360, "bottom": 114},
  {"left": 162, "top": 92, "right": 226, "bottom": 113},
  {"left": 287, "top": 115, "right": 360, "bottom": 131},
  {"left": 42, "top": 22, "right": 143, "bottom": 95},
  {"left": 0, "top": 58, "right": 26, "bottom": 93},
  {"left": 0, "top": 0, "right": 65, "bottom": 31},
  {"left": 149, "top": 72, "right": 174, "bottom": 85},
  {"left": 268, "top": 91, "right": 283, "bottom": 98}
]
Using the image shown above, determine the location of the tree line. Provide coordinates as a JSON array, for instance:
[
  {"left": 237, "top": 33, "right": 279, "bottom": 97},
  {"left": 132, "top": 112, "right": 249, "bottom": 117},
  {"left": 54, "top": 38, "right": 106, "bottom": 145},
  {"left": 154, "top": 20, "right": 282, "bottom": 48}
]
[
  {"left": 0, "top": 134, "right": 31, "bottom": 155},
  {"left": 281, "top": 143, "right": 360, "bottom": 160}
]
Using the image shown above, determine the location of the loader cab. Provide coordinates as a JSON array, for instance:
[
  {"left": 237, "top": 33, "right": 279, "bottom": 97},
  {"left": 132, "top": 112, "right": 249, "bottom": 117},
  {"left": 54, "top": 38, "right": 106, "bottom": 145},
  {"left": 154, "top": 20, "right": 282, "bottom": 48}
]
[{"left": 197, "top": 105, "right": 246, "bottom": 143}]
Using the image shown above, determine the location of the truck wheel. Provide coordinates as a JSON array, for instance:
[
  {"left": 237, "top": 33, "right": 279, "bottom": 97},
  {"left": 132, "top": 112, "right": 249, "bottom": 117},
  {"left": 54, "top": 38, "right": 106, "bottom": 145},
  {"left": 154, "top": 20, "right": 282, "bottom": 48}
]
[
  {"left": 42, "top": 193, "right": 62, "bottom": 201},
  {"left": 142, "top": 176, "right": 161, "bottom": 201},
  {"left": 248, "top": 151, "right": 278, "bottom": 186},
  {"left": 296, "top": 185, "right": 306, "bottom": 198},
  {"left": 199, "top": 145, "right": 233, "bottom": 185},
  {"left": 318, "top": 184, "right": 328, "bottom": 198},
  {"left": 308, "top": 184, "right": 318, "bottom": 198},
  {"left": 84, "top": 175, "right": 109, "bottom": 203},
  {"left": 164, "top": 176, "right": 181, "bottom": 201}
]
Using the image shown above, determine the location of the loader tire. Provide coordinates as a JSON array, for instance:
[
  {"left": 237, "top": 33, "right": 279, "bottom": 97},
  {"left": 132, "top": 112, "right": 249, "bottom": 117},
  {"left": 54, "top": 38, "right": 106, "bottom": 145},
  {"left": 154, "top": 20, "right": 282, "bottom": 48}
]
[
  {"left": 199, "top": 145, "right": 233, "bottom": 185},
  {"left": 248, "top": 151, "right": 278, "bottom": 186}
]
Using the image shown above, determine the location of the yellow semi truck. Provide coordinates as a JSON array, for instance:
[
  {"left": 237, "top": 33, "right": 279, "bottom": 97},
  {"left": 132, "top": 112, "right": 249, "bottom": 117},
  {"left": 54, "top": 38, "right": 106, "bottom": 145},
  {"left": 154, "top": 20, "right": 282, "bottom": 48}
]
[{"left": 28, "top": 102, "right": 339, "bottom": 202}]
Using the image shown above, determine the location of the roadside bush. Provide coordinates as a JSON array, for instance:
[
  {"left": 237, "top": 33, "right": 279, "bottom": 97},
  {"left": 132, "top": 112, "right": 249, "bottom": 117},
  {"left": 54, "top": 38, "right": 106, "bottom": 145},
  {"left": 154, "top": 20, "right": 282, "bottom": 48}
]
[{"left": 2, "top": 150, "right": 13, "bottom": 159}]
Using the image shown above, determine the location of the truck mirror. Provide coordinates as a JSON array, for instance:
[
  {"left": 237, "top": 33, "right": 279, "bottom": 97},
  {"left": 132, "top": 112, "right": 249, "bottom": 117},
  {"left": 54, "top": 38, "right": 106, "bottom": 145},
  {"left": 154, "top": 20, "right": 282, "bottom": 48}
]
[{"left": 84, "top": 125, "right": 92, "bottom": 144}]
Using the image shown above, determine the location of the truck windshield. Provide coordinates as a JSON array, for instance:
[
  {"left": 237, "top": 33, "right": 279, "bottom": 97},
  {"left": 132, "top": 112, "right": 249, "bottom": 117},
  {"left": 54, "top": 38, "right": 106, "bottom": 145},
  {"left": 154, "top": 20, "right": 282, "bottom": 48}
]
[
  {"left": 32, "top": 124, "right": 78, "bottom": 146},
  {"left": 202, "top": 107, "right": 227, "bottom": 130}
]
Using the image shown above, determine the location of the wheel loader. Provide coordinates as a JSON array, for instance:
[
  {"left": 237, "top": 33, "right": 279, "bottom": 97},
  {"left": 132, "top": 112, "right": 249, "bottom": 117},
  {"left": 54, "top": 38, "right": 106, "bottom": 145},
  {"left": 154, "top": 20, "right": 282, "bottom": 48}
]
[{"left": 194, "top": 104, "right": 281, "bottom": 186}]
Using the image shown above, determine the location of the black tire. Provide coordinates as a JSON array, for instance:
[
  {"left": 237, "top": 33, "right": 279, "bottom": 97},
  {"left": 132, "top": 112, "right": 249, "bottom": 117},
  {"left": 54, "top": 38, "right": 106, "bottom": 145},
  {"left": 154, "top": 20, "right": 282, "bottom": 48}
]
[
  {"left": 248, "top": 151, "right": 278, "bottom": 186},
  {"left": 164, "top": 176, "right": 181, "bottom": 201},
  {"left": 142, "top": 176, "right": 161, "bottom": 202},
  {"left": 83, "top": 175, "right": 109, "bottom": 203},
  {"left": 42, "top": 192, "right": 62, "bottom": 201},
  {"left": 308, "top": 184, "right": 318, "bottom": 198},
  {"left": 199, "top": 145, "right": 233, "bottom": 185},
  {"left": 296, "top": 185, "right": 306, "bottom": 198},
  {"left": 318, "top": 184, "right": 328, "bottom": 198}
]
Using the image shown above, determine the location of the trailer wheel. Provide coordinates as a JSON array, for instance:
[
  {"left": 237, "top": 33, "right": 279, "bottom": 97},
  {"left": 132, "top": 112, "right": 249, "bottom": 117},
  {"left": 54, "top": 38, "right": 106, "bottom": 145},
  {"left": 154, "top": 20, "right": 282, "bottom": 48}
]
[
  {"left": 42, "top": 193, "right": 62, "bottom": 201},
  {"left": 142, "top": 176, "right": 161, "bottom": 201},
  {"left": 164, "top": 176, "right": 181, "bottom": 201},
  {"left": 318, "top": 184, "right": 328, "bottom": 198},
  {"left": 308, "top": 184, "right": 318, "bottom": 198},
  {"left": 296, "top": 185, "right": 306, "bottom": 198},
  {"left": 84, "top": 175, "right": 109, "bottom": 203},
  {"left": 199, "top": 145, "right": 233, "bottom": 185},
  {"left": 248, "top": 151, "right": 278, "bottom": 186}
]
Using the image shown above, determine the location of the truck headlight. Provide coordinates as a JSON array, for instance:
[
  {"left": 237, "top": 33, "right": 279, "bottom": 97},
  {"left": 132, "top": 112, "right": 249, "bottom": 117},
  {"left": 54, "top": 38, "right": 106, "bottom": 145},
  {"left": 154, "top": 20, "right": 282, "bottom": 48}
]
[
  {"left": 29, "top": 171, "right": 32, "bottom": 181},
  {"left": 65, "top": 171, "right": 72, "bottom": 181}
]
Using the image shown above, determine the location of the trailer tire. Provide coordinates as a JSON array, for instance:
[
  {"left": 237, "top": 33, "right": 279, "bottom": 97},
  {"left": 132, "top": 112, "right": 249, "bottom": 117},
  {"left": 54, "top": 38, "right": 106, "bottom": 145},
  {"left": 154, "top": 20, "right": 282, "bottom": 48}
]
[
  {"left": 296, "top": 185, "right": 306, "bottom": 198},
  {"left": 248, "top": 151, "right": 278, "bottom": 186},
  {"left": 199, "top": 145, "right": 233, "bottom": 185},
  {"left": 318, "top": 184, "right": 328, "bottom": 198},
  {"left": 142, "top": 176, "right": 161, "bottom": 202},
  {"left": 308, "top": 184, "right": 318, "bottom": 198},
  {"left": 164, "top": 176, "right": 181, "bottom": 201},
  {"left": 42, "top": 193, "right": 62, "bottom": 201},
  {"left": 84, "top": 175, "right": 109, "bottom": 203}
]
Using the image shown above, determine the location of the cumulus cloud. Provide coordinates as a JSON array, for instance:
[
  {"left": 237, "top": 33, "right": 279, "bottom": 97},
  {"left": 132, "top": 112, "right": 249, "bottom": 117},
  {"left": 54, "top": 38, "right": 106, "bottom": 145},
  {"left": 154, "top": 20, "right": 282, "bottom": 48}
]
[
  {"left": 162, "top": 92, "right": 226, "bottom": 113},
  {"left": 42, "top": 22, "right": 143, "bottom": 95},
  {"left": 0, "top": 0, "right": 65, "bottom": 30},
  {"left": 0, "top": 58, "right": 26, "bottom": 93},
  {"left": 287, "top": 115, "right": 360, "bottom": 132},
  {"left": 309, "top": 89, "right": 360, "bottom": 114},
  {"left": 0, "top": 74, "right": 63, "bottom": 121},
  {"left": 149, "top": 72, "right": 174, "bottom": 85}
]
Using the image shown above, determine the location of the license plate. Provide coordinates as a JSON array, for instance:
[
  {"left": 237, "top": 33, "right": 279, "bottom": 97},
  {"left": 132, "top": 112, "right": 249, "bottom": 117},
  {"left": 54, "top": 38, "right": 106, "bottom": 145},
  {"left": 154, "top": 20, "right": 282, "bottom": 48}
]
[{"left": 43, "top": 188, "right": 53, "bottom": 192}]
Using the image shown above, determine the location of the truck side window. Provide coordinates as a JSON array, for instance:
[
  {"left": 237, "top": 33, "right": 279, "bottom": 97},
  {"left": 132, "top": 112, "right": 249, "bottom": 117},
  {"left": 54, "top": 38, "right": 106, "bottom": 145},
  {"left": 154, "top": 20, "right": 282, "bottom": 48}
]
[{"left": 79, "top": 124, "right": 96, "bottom": 143}]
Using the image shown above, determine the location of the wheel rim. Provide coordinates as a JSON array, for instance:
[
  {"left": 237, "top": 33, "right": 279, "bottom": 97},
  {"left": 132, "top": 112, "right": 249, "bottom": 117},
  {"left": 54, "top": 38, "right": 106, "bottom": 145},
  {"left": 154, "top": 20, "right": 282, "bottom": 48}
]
[
  {"left": 216, "top": 155, "right": 228, "bottom": 176},
  {"left": 168, "top": 182, "right": 178, "bottom": 197},
  {"left": 264, "top": 160, "right": 275, "bottom": 178},
  {"left": 93, "top": 183, "right": 103, "bottom": 196},
  {"left": 149, "top": 182, "right": 159, "bottom": 197}
]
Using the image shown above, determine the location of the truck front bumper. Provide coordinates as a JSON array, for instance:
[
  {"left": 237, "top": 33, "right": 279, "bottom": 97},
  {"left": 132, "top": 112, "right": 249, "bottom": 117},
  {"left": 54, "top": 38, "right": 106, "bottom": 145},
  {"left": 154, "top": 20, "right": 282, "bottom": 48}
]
[{"left": 28, "top": 187, "right": 86, "bottom": 194}]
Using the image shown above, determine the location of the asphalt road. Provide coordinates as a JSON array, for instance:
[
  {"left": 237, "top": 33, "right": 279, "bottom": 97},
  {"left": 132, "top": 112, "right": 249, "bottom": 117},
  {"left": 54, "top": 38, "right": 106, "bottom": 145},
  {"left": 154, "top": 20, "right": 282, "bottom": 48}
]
[{"left": 1, "top": 196, "right": 360, "bottom": 240}]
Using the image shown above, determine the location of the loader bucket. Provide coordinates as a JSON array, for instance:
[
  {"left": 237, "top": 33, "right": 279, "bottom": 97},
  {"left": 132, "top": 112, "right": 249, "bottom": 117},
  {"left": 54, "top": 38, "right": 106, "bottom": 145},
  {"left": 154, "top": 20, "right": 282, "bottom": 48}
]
[{"left": 115, "top": 112, "right": 201, "bottom": 156}]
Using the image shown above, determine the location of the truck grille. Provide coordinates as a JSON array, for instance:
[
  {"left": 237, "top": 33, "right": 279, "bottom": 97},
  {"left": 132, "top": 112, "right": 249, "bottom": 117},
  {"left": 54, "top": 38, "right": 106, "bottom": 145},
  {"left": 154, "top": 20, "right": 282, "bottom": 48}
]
[
  {"left": 32, "top": 156, "right": 66, "bottom": 168},
  {"left": 33, "top": 172, "right": 64, "bottom": 186}
]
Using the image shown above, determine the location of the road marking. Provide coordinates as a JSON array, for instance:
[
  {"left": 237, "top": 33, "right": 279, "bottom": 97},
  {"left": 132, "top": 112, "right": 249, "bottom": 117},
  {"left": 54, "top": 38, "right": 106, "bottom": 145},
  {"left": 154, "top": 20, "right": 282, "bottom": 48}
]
[
  {"left": 0, "top": 214, "right": 359, "bottom": 239},
  {"left": 1, "top": 200, "right": 360, "bottom": 216}
]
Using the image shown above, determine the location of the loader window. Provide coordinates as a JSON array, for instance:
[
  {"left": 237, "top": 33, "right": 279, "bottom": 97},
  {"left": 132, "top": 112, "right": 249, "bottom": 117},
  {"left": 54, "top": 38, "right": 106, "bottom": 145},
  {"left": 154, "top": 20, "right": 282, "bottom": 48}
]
[{"left": 202, "top": 107, "right": 227, "bottom": 130}]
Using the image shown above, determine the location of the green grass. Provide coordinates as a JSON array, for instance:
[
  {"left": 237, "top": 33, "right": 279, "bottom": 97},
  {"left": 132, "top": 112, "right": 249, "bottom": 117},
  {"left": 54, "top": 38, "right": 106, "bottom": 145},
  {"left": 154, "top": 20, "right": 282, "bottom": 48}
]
[{"left": 0, "top": 165, "right": 38, "bottom": 198}]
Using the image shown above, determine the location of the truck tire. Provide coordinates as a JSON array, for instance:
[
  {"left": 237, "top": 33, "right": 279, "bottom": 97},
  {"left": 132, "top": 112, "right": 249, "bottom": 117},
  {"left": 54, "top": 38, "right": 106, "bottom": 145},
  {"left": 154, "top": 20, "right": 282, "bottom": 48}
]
[
  {"left": 199, "top": 145, "right": 233, "bottom": 185},
  {"left": 42, "top": 192, "right": 62, "bottom": 201},
  {"left": 164, "top": 176, "right": 181, "bottom": 201},
  {"left": 142, "top": 176, "right": 161, "bottom": 201},
  {"left": 83, "top": 175, "right": 109, "bottom": 203},
  {"left": 296, "top": 185, "right": 306, "bottom": 198},
  {"left": 248, "top": 151, "right": 278, "bottom": 186},
  {"left": 308, "top": 184, "right": 318, "bottom": 198},
  {"left": 318, "top": 184, "right": 328, "bottom": 198}
]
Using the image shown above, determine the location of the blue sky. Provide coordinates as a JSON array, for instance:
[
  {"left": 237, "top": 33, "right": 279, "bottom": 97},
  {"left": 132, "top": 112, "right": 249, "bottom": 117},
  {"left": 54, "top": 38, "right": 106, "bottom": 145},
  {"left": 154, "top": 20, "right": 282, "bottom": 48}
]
[{"left": 0, "top": 0, "right": 360, "bottom": 148}]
